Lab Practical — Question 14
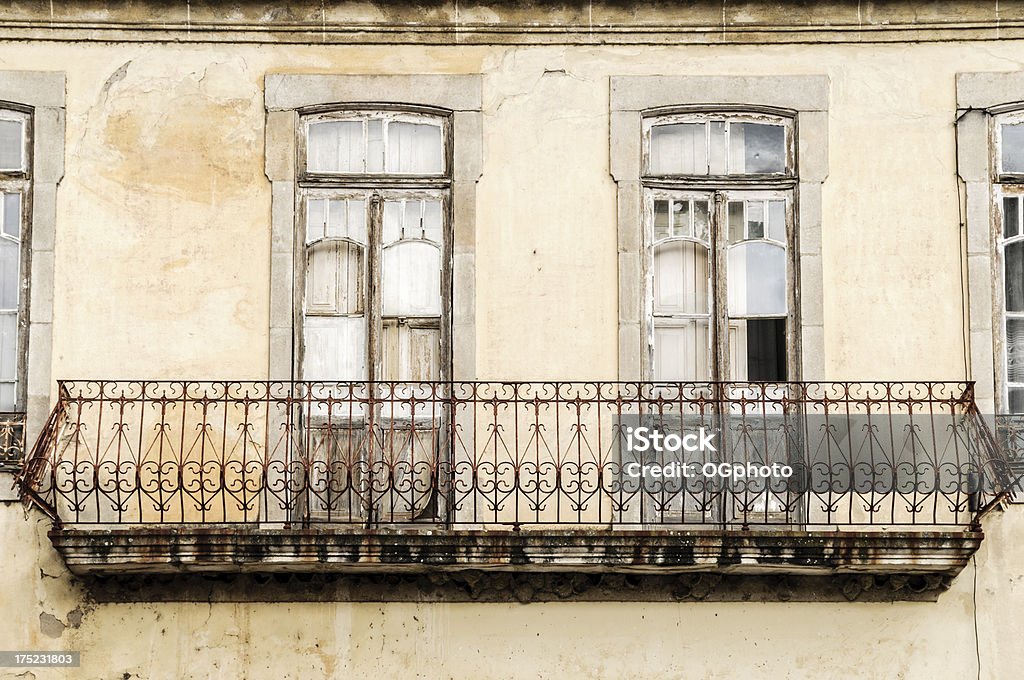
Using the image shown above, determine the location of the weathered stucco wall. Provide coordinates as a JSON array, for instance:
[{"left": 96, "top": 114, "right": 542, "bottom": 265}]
[
  {"left": 0, "top": 32, "right": 1020, "bottom": 680},
  {"left": 0, "top": 39, "right": 1009, "bottom": 384},
  {"left": 1, "top": 498, "right": 1023, "bottom": 680}
]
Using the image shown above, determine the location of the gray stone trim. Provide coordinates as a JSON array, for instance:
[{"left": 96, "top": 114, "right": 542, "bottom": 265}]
[
  {"left": 957, "top": 72, "right": 1024, "bottom": 112},
  {"left": 265, "top": 75, "right": 483, "bottom": 113},
  {"left": 0, "top": 71, "right": 64, "bottom": 110},
  {"left": 610, "top": 76, "right": 829, "bottom": 114},
  {"left": 265, "top": 74, "right": 482, "bottom": 381},
  {"left": 955, "top": 72, "right": 1024, "bottom": 413},
  {"left": 610, "top": 75, "right": 829, "bottom": 381},
  {"left": 0, "top": 72, "right": 64, "bottom": 447}
]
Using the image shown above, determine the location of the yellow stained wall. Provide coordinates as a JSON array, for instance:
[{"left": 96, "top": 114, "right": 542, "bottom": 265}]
[
  {"left": 1, "top": 40, "right": 1019, "bottom": 679},
  {"left": 0, "top": 40, "right": 1003, "bottom": 383}
]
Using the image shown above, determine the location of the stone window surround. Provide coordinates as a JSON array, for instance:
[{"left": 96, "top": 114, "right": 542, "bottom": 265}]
[
  {"left": 264, "top": 74, "right": 482, "bottom": 381},
  {"left": 955, "top": 72, "right": 1024, "bottom": 414},
  {"left": 609, "top": 75, "right": 829, "bottom": 381},
  {"left": 0, "top": 72, "right": 63, "bottom": 447}
]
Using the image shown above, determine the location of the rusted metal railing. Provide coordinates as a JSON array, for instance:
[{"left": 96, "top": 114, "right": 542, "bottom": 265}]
[
  {"left": 0, "top": 411, "right": 25, "bottom": 472},
  {"left": 16, "top": 381, "right": 1015, "bottom": 529}
]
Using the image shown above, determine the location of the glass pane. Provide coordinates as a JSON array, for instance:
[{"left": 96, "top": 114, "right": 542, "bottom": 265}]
[
  {"left": 306, "top": 199, "right": 327, "bottom": 243},
  {"left": 708, "top": 121, "right": 727, "bottom": 174},
  {"left": 383, "top": 201, "right": 403, "bottom": 244},
  {"left": 404, "top": 200, "right": 422, "bottom": 237},
  {"left": 327, "top": 200, "right": 347, "bottom": 238},
  {"left": 307, "top": 120, "right": 363, "bottom": 173},
  {"left": 730, "top": 318, "right": 787, "bottom": 381},
  {"left": 422, "top": 201, "right": 443, "bottom": 244},
  {"left": 653, "top": 241, "right": 710, "bottom": 314},
  {"left": 382, "top": 241, "right": 441, "bottom": 316},
  {"left": 694, "top": 201, "right": 710, "bottom": 242},
  {"left": 1008, "top": 318, "right": 1024, "bottom": 383},
  {"left": 388, "top": 122, "right": 443, "bottom": 174},
  {"left": 1006, "top": 241, "right": 1024, "bottom": 312},
  {"left": 0, "top": 120, "right": 21, "bottom": 171},
  {"left": 653, "top": 200, "right": 670, "bottom": 241},
  {"left": 1005, "top": 196, "right": 1020, "bottom": 239},
  {"left": 649, "top": 123, "right": 705, "bottom": 175},
  {"left": 731, "top": 123, "right": 786, "bottom": 174},
  {"left": 0, "top": 240, "right": 18, "bottom": 309},
  {"left": 653, "top": 321, "right": 710, "bottom": 381},
  {"left": 1003, "top": 123, "right": 1024, "bottom": 174},
  {"left": 672, "top": 200, "right": 690, "bottom": 237},
  {"left": 367, "top": 119, "right": 384, "bottom": 173},
  {"left": 0, "top": 313, "right": 15, "bottom": 381},
  {"left": 728, "top": 201, "right": 744, "bottom": 243},
  {"left": 728, "top": 242, "right": 787, "bottom": 316},
  {"left": 1009, "top": 387, "right": 1024, "bottom": 415},
  {"left": 347, "top": 199, "right": 367, "bottom": 244},
  {"left": 303, "top": 316, "right": 367, "bottom": 381},
  {"left": 3, "top": 193, "right": 19, "bottom": 238},
  {"left": 747, "top": 201, "right": 765, "bottom": 239},
  {"left": 768, "top": 200, "right": 786, "bottom": 242}
]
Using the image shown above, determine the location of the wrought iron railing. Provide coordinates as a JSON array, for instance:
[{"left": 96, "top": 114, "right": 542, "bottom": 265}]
[
  {"left": 17, "top": 381, "right": 1016, "bottom": 529},
  {"left": 994, "top": 415, "right": 1024, "bottom": 502},
  {"left": 0, "top": 411, "right": 25, "bottom": 472}
]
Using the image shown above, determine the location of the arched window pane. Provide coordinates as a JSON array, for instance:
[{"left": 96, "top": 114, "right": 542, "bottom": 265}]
[
  {"left": 729, "top": 123, "right": 786, "bottom": 174},
  {"left": 383, "top": 241, "right": 441, "bottom": 316},
  {"left": 388, "top": 122, "right": 443, "bottom": 174},
  {"left": 653, "top": 241, "right": 709, "bottom": 315},
  {"left": 308, "top": 120, "right": 363, "bottom": 173},
  {"left": 649, "top": 123, "right": 705, "bottom": 175},
  {"left": 728, "top": 242, "right": 787, "bottom": 316}
]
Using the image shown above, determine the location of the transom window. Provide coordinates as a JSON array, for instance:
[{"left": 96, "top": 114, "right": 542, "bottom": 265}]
[
  {"left": 298, "top": 108, "right": 451, "bottom": 384},
  {"left": 0, "top": 107, "right": 29, "bottom": 410},
  {"left": 643, "top": 111, "right": 796, "bottom": 382},
  {"left": 302, "top": 110, "right": 446, "bottom": 176},
  {"left": 644, "top": 112, "right": 791, "bottom": 177}
]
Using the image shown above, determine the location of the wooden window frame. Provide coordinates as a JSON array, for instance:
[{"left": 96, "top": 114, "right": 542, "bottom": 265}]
[
  {"left": 992, "top": 109, "right": 1024, "bottom": 412},
  {"left": 641, "top": 109, "right": 799, "bottom": 384},
  {"left": 0, "top": 102, "right": 32, "bottom": 412},
  {"left": 295, "top": 105, "right": 454, "bottom": 386}
]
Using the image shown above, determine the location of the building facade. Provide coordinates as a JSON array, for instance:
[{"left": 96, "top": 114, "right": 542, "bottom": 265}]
[{"left": 2, "top": 1, "right": 1024, "bottom": 678}]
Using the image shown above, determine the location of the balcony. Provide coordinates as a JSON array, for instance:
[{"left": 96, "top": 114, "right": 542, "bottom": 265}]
[{"left": 16, "top": 381, "right": 1016, "bottom": 595}]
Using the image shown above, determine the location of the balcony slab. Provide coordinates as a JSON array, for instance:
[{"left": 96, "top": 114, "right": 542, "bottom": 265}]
[{"left": 49, "top": 527, "right": 981, "bottom": 590}]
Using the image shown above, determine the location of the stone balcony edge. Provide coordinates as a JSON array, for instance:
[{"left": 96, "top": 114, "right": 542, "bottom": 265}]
[{"left": 48, "top": 526, "right": 983, "bottom": 579}]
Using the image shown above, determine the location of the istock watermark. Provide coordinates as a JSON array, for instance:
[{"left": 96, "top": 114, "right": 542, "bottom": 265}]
[
  {"left": 615, "top": 416, "right": 794, "bottom": 486},
  {"left": 622, "top": 459, "right": 795, "bottom": 480},
  {"left": 623, "top": 425, "right": 718, "bottom": 454}
]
